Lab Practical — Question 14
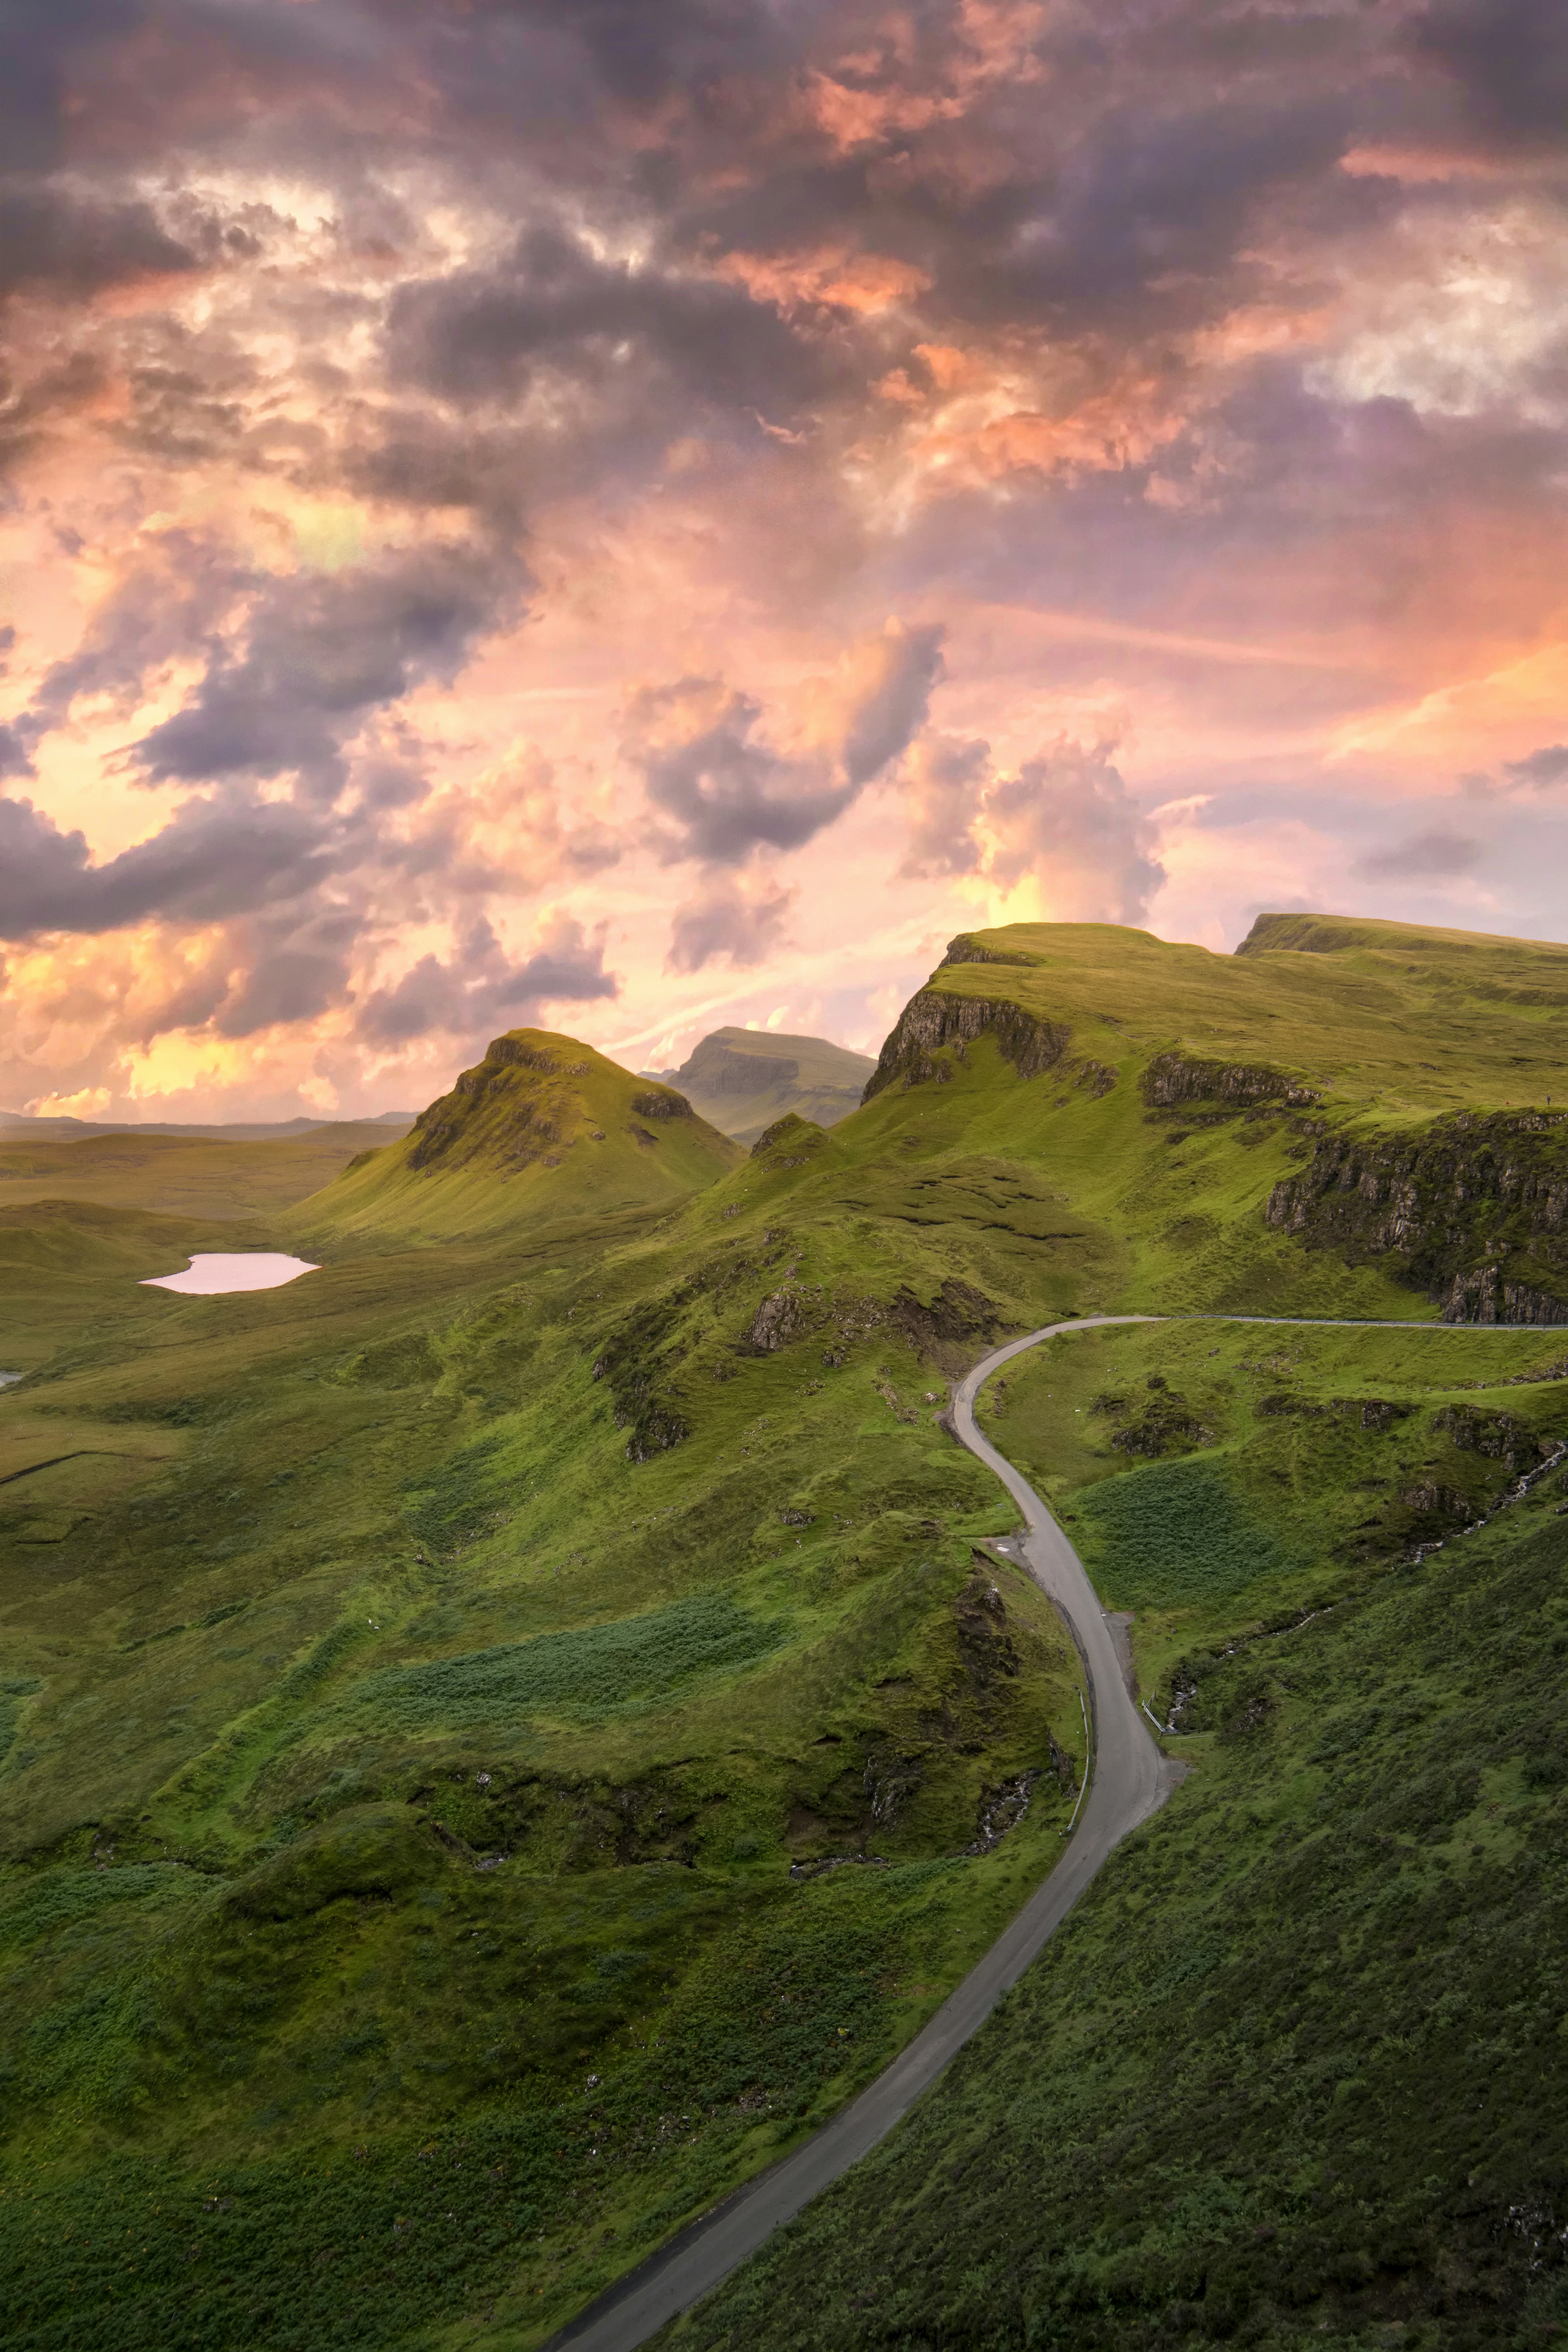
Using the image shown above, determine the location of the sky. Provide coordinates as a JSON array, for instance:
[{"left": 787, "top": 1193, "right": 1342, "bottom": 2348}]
[{"left": 4, "top": 0, "right": 1568, "bottom": 1120}]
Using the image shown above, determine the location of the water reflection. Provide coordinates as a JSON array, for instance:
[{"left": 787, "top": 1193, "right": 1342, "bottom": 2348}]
[{"left": 140, "top": 1253, "right": 320, "bottom": 1295}]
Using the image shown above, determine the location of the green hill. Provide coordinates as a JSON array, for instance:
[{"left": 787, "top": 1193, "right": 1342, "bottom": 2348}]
[
  {"left": 644, "top": 1025, "right": 875, "bottom": 1145},
  {"left": 290, "top": 1028, "right": 744, "bottom": 1246},
  {"left": 1, "top": 917, "right": 1567, "bottom": 2352}
]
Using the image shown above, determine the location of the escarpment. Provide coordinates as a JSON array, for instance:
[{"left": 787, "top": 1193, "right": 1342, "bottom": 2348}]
[
  {"left": 862, "top": 989, "right": 1071, "bottom": 1100},
  {"left": 938, "top": 933, "right": 1045, "bottom": 971},
  {"left": 1266, "top": 1109, "right": 1568, "bottom": 1323},
  {"left": 1141, "top": 1051, "right": 1319, "bottom": 1111}
]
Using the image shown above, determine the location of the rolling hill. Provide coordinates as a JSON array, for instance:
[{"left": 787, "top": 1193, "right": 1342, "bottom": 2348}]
[
  {"left": 0, "top": 915, "right": 1565, "bottom": 2352},
  {"left": 291, "top": 1028, "right": 744, "bottom": 1246},
  {"left": 0, "top": 1120, "right": 418, "bottom": 1225},
  {"left": 0, "top": 1109, "right": 413, "bottom": 1140},
  {"left": 642, "top": 1026, "right": 875, "bottom": 1145}
]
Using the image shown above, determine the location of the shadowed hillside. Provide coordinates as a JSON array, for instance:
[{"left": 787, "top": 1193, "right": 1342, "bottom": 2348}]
[{"left": 644, "top": 1027, "right": 875, "bottom": 1145}]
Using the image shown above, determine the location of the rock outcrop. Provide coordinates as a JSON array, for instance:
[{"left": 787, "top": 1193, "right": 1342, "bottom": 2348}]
[
  {"left": 938, "top": 933, "right": 1044, "bottom": 970},
  {"left": 1265, "top": 1109, "right": 1568, "bottom": 1323},
  {"left": 1142, "top": 1051, "right": 1319, "bottom": 1111},
  {"left": 862, "top": 989, "right": 1070, "bottom": 1101}
]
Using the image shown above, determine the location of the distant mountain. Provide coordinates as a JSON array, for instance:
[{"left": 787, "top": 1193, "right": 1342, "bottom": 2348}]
[
  {"left": 642, "top": 1025, "right": 875, "bottom": 1145},
  {"left": 0, "top": 1110, "right": 413, "bottom": 1140},
  {"left": 293, "top": 1027, "right": 742, "bottom": 1245}
]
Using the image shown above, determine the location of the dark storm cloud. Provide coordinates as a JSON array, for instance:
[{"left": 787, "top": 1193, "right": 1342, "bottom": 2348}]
[
  {"left": 387, "top": 222, "right": 832, "bottom": 423},
  {"left": 1410, "top": 0, "right": 1568, "bottom": 151},
  {"left": 421, "top": 0, "right": 811, "bottom": 118},
  {"left": 357, "top": 914, "right": 617, "bottom": 1045},
  {"left": 624, "top": 682, "right": 849, "bottom": 864},
  {"left": 625, "top": 626, "right": 943, "bottom": 867},
  {"left": 25, "top": 532, "right": 252, "bottom": 734},
  {"left": 952, "top": 95, "right": 1363, "bottom": 332},
  {"left": 0, "top": 183, "right": 197, "bottom": 299},
  {"left": 212, "top": 902, "right": 364, "bottom": 1037},
  {"left": 133, "top": 545, "right": 521, "bottom": 800},
  {"left": 0, "top": 0, "right": 145, "bottom": 172},
  {"left": 0, "top": 789, "right": 339, "bottom": 940},
  {"left": 0, "top": 722, "right": 33, "bottom": 778}
]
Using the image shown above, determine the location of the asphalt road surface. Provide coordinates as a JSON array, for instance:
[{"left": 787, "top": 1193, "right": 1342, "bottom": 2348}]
[{"left": 549, "top": 1312, "right": 1181, "bottom": 2352}]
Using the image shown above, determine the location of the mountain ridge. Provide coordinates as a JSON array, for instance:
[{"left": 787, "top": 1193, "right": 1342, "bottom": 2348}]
[{"left": 642, "top": 1024, "right": 875, "bottom": 1145}]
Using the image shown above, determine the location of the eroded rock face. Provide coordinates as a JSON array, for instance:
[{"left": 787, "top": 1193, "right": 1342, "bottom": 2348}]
[
  {"left": 743, "top": 1286, "right": 817, "bottom": 1352},
  {"left": 1265, "top": 1110, "right": 1568, "bottom": 1323},
  {"left": 890, "top": 1278, "right": 1003, "bottom": 1359},
  {"left": 938, "top": 933, "right": 1043, "bottom": 970},
  {"left": 1432, "top": 1405, "right": 1550, "bottom": 1475},
  {"left": 630, "top": 1089, "right": 693, "bottom": 1120},
  {"left": 862, "top": 988, "right": 1070, "bottom": 1100},
  {"left": 1141, "top": 1051, "right": 1318, "bottom": 1110}
]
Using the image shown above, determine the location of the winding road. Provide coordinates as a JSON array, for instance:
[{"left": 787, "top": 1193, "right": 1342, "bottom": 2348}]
[{"left": 550, "top": 1310, "right": 1559, "bottom": 2351}]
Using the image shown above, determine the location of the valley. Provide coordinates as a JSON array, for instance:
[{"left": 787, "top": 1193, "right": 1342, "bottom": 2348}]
[{"left": 1, "top": 915, "right": 1566, "bottom": 2352}]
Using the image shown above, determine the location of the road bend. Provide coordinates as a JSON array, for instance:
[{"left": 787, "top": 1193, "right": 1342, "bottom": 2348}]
[{"left": 548, "top": 1314, "right": 1180, "bottom": 2352}]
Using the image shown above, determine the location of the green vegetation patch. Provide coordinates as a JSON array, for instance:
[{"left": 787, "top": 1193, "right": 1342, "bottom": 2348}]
[
  {"left": 0, "top": 1862, "right": 211, "bottom": 1954},
  {"left": 674, "top": 1495, "right": 1568, "bottom": 2352},
  {"left": 327, "top": 1595, "right": 791, "bottom": 1734},
  {"left": 1076, "top": 1455, "right": 1296, "bottom": 1605},
  {"left": 0, "top": 1681, "right": 40, "bottom": 1772}
]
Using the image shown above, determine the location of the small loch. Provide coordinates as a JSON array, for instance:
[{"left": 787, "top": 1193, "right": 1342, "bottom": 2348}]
[{"left": 140, "top": 1253, "right": 321, "bottom": 1295}]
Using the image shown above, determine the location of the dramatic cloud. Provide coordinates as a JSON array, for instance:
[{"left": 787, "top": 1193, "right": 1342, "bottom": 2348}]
[
  {"left": 1411, "top": 0, "right": 1568, "bottom": 152},
  {"left": 665, "top": 877, "right": 795, "bottom": 975},
  {"left": 898, "top": 733, "right": 1164, "bottom": 923},
  {"left": 132, "top": 546, "right": 519, "bottom": 802},
  {"left": 357, "top": 913, "right": 618, "bottom": 1048},
  {"left": 626, "top": 622, "right": 944, "bottom": 866},
  {"left": 3, "top": 0, "right": 1568, "bottom": 1116},
  {"left": 0, "top": 790, "right": 339, "bottom": 940},
  {"left": 0, "top": 184, "right": 198, "bottom": 299},
  {"left": 900, "top": 734, "right": 989, "bottom": 878}
]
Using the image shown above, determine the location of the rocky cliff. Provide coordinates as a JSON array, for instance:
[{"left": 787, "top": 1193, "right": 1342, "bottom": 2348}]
[
  {"left": 861, "top": 988, "right": 1071, "bottom": 1100},
  {"left": 1265, "top": 1109, "right": 1568, "bottom": 1323}
]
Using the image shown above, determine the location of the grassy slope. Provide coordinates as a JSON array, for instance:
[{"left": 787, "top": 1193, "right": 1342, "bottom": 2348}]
[
  {"left": 298, "top": 1031, "right": 744, "bottom": 1247},
  {"left": 657, "top": 913, "right": 1568, "bottom": 2351},
  {"left": 652, "top": 1029, "right": 876, "bottom": 1145},
  {"left": 0, "top": 1056, "right": 1094, "bottom": 2350},
  {"left": 2, "top": 920, "right": 1567, "bottom": 2351},
  {"left": 920, "top": 912, "right": 1568, "bottom": 1125},
  {"left": 671, "top": 1485, "right": 1568, "bottom": 2352}
]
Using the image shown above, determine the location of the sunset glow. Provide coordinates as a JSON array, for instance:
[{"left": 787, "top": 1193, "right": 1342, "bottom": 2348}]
[{"left": 5, "top": 0, "right": 1568, "bottom": 1117}]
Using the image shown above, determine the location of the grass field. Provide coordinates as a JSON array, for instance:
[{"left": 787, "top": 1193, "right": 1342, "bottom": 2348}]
[
  {"left": 0, "top": 1122, "right": 414, "bottom": 1223},
  {"left": 2, "top": 914, "right": 1567, "bottom": 2350}
]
